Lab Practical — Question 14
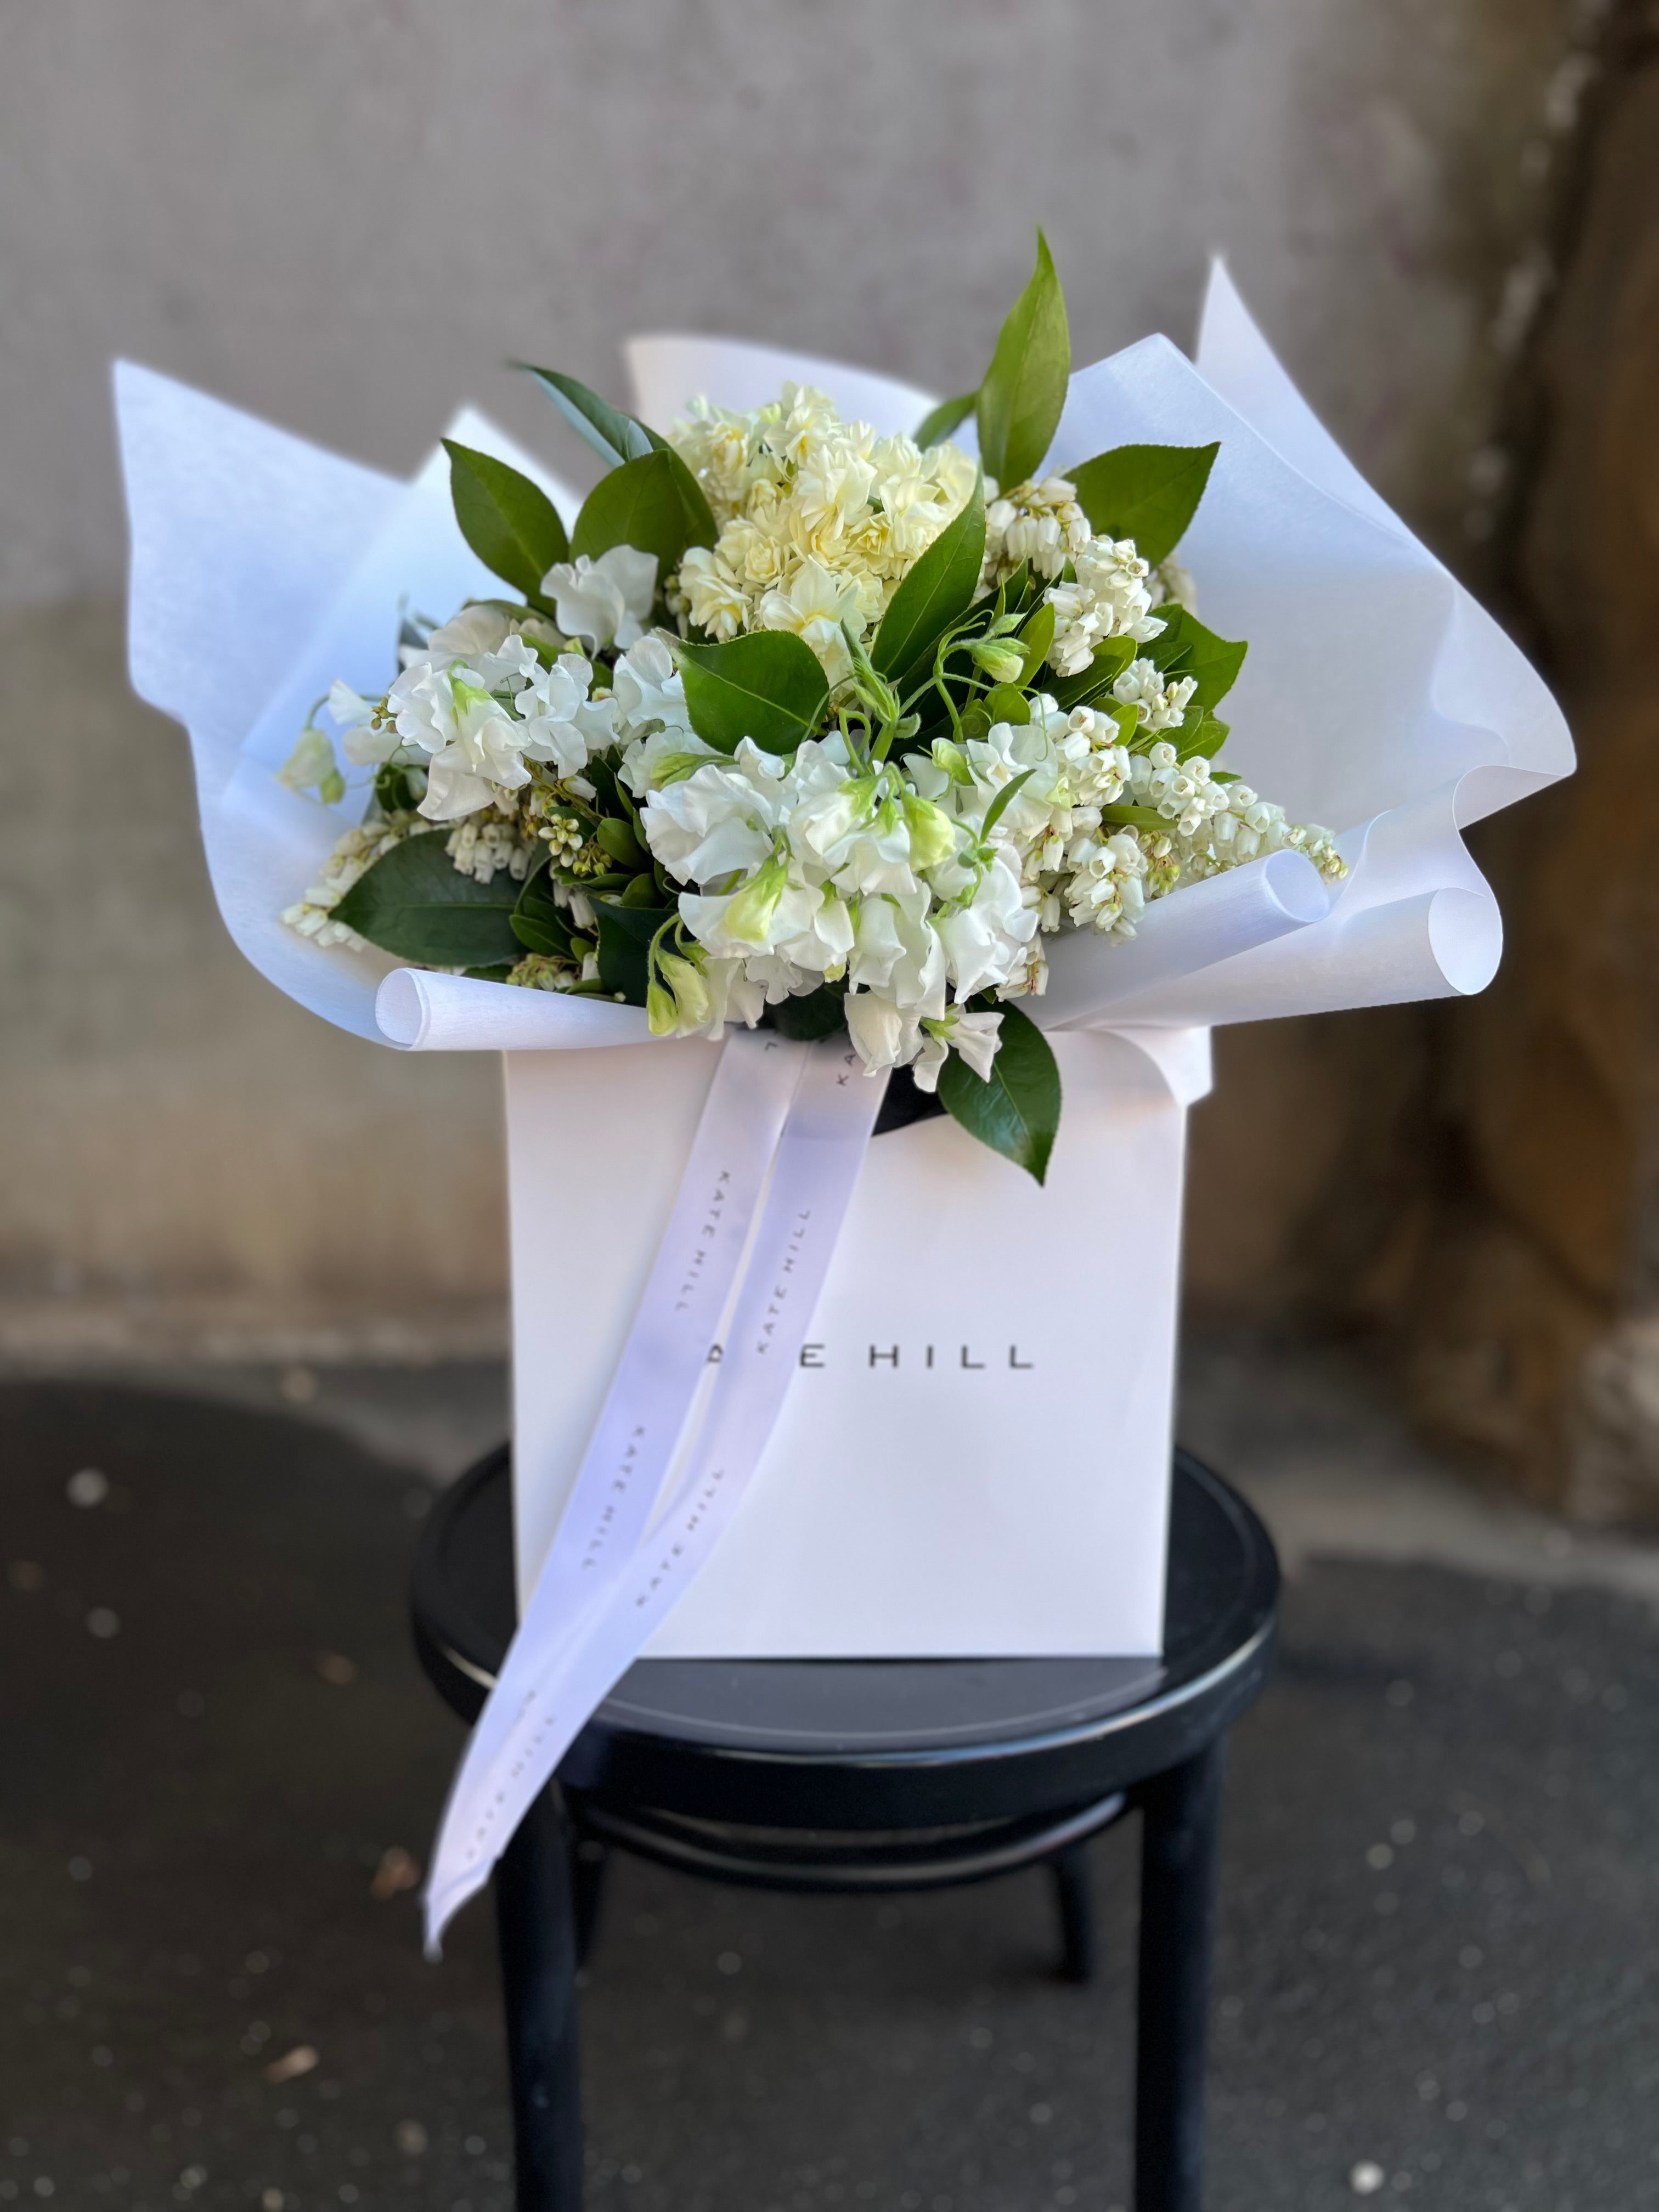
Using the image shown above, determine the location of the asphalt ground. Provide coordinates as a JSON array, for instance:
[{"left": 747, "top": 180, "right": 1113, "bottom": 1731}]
[{"left": 2, "top": 1376, "right": 1656, "bottom": 2212}]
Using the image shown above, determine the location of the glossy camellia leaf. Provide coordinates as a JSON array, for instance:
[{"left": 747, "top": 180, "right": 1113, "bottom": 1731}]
[
  {"left": 977, "top": 231, "right": 1070, "bottom": 490},
  {"left": 443, "top": 440, "right": 568, "bottom": 601},
  {"left": 570, "top": 449, "right": 716, "bottom": 577},
  {"left": 332, "top": 832, "right": 523, "bottom": 968},
  {"left": 676, "top": 631, "right": 830, "bottom": 755},
  {"left": 592, "top": 900, "right": 675, "bottom": 1004},
  {"left": 518, "top": 365, "right": 662, "bottom": 469},
  {"left": 914, "top": 390, "right": 978, "bottom": 449},
  {"left": 1069, "top": 443, "right": 1219, "bottom": 566},
  {"left": 1142, "top": 605, "right": 1247, "bottom": 706},
  {"left": 872, "top": 473, "right": 986, "bottom": 681},
  {"left": 938, "top": 1002, "right": 1062, "bottom": 1185}
]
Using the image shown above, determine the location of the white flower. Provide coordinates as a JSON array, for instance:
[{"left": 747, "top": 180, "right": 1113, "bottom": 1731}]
[
  {"left": 844, "top": 991, "right": 920, "bottom": 1077},
  {"left": 935, "top": 849, "right": 1039, "bottom": 1001},
  {"left": 279, "top": 724, "right": 341, "bottom": 795},
  {"left": 676, "top": 545, "right": 748, "bottom": 640},
  {"left": 1113, "top": 659, "right": 1197, "bottom": 733},
  {"left": 755, "top": 557, "right": 866, "bottom": 683},
  {"left": 329, "top": 679, "right": 400, "bottom": 767},
  {"left": 1046, "top": 537, "right": 1167, "bottom": 677},
  {"left": 424, "top": 605, "right": 515, "bottom": 663},
  {"left": 911, "top": 1005, "right": 1005, "bottom": 1092},
  {"left": 983, "top": 477, "right": 1092, "bottom": 585},
  {"left": 774, "top": 884, "right": 855, "bottom": 974},
  {"left": 514, "top": 652, "right": 615, "bottom": 778},
  {"left": 681, "top": 873, "right": 825, "bottom": 961},
  {"left": 619, "top": 725, "right": 719, "bottom": 798},
  {"left": 383, "top": 656, "right": 532, "bottom": 820},
  {"left": 640, "top": 740, "right": 791, "bottom": 885},
  {"left": 848, "top": 889, "right": 946, "bottom": 1018},
  {"left": 542, "top": 546, "right": 658, "bottom": 651},
  {"left": 611, "top": 633, "right": 692, "bottom": 740}
]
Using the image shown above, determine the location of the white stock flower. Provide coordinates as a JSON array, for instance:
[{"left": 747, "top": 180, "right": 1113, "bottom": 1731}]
[
  {"left": 543, "top": 546, "right": 658, "bottom": 650},
  {"left": 667, "top": 389, "right": 975, "bottom": 675},
  {"left": 756, "top": 557, "right": 867, "bottom": 684}
]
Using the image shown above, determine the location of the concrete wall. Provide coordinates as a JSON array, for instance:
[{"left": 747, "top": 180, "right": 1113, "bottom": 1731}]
[{"left": 0, "top": 0, "right": 1593, "bottom": 1356}]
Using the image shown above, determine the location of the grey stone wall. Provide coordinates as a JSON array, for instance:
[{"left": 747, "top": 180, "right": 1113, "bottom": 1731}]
[{"left": 0, "top": 0, "right": 1593, "bottom": 1354}]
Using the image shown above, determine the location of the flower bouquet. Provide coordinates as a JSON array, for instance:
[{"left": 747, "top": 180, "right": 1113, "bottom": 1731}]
[{"left": 116, "top": 241, "right": 1571, "bottom": 1940}]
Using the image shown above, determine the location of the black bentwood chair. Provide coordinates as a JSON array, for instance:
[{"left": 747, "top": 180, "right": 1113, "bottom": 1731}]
[{"left": 413, "top": 1446, "right": 1278, "bottom": 2212}]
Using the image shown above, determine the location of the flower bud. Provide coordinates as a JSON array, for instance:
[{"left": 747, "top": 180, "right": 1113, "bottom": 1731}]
[
  {"left": 902, "top": 794, "right": 958, "bottom": 872},
  {"left": 721, "top": 850, "right": 788, "bottom": 945},
  {"left": 658, "top": 953, "right": 713, "bottom": 1030},
  {"left": 279, "top": 725, "right": 340, "bottom": 795},
  {"left": 970, "top": 639, "right": 1026, "bottom": 685},
  {"left": 930, "top": 738, "right": 974, "bottom": 786}
]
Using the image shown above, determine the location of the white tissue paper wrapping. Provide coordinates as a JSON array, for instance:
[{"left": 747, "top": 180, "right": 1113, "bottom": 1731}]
[{"left": 117, "top": 266, "right": 1573, "bottom": 1671}]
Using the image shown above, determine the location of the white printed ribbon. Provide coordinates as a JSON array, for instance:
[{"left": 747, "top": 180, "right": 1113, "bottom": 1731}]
[{"left": 425, "top": 1034, "right": 888, "bottom": 1949}]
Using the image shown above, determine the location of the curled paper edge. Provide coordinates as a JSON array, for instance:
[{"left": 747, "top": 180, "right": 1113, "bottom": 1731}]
[
  {"left": 1040, "top": 849, "right": 1330, "bottom": 1031},
  {"left": 376, "top": 968, "right": 652, "bottom": 1052}
]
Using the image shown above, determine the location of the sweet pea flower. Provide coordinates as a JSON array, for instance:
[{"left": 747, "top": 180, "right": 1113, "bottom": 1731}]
[{"left": 543, "top": 546, "right": 658, "bottom": 651}]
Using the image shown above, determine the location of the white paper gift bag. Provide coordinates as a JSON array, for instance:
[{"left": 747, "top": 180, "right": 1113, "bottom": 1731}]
[{"left": 504, "top": 1023, "right": 1210, "bottom": 1660}]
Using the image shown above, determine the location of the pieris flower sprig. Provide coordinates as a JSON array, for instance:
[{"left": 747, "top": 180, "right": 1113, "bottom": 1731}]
[{"left": 280, "top": 238, "right": 1344, "bottom": 1181}]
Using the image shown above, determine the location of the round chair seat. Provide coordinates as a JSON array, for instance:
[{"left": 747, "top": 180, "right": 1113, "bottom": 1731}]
[{"left": 413, "top": 1445, "right": 1277, "bottom": 1849}]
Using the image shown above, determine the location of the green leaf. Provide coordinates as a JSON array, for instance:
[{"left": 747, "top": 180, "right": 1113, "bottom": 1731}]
[
  {"left": 511, "top": 863, "right": 574, "bottom": 957},
  {"left": 1047, "top": 635, "right": 1137, "bottom": 711},
  {"left": 331, "top": 832, "right": 522, "bottom": 967},
  {"left": 676, "top": 631, "right": 830, "bottom": 755},
  {"left": 981, "top": 684, "right": 1030, "bottom": 725},
  {"left": 915, "top": 391, "right": 978, "bottom": 448},
  {"left": 1100, "top": 802, "right": 1174, "bottom": 832},
  {"left": 977, "top": 230, "right": 1070, "bottom": 489},
  {"left": 442, "top": 439, "right": 568, "bottom": 601},
  {"left": 592, "top": 900, "right": 674, "bottom": 1004},
  {"left": 518, "top": 365, "right": 663, "bottom": 469},
  {"left": 1143, "top": 605, "right": 1246, "bottom": 706},
  {"left": 571, "top": 449, "right": 716, "bottom": 578},
  {"left": 1015, "top": 600, "right": 1056, "bottom": 685},
  {"left": 766, "top": 986, "right": 848, "bottom": 1042},
  {"left": 1069, "top": 443, "right": 1218, "bottom": 566},
  {"left": 938, "top": 1002, "right": 1062, "bottom": 1184},
  {"left": 1177, "top": 708, "right": 1230, "bottom": 761},
  {"left": 980, "top": 765, "right": 1037, "bottom": 839},
  {"left": 596, "top": 815, "right": 647, "bottom": 868},
  {"left": 873, "top": 474, "right": 985, "bottom": 680}
]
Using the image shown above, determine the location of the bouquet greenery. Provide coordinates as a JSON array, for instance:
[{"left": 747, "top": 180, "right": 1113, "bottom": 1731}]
[{"left": 280, "top": 236, "right": 1342, "bottom": 1180}]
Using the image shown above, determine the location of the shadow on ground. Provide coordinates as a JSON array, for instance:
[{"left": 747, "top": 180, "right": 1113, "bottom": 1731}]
[{"left": 2, "top": 1380, "right": 1655, "bottom": 2211}]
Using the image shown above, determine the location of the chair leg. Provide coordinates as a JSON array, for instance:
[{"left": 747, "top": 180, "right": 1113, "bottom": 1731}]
[
  {"left": 1133, "top": 1739, "right": 1225, "bottom": 2212},
  {"left": 1051, "top": 1842, "right": 1097, "bottom": 1983},
  {"left": 493, "top": 1784, "right": 585, "bottom": 2211},
  {"left": 573, "top": 1837, "right": 608, "bottom": 1968}
]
